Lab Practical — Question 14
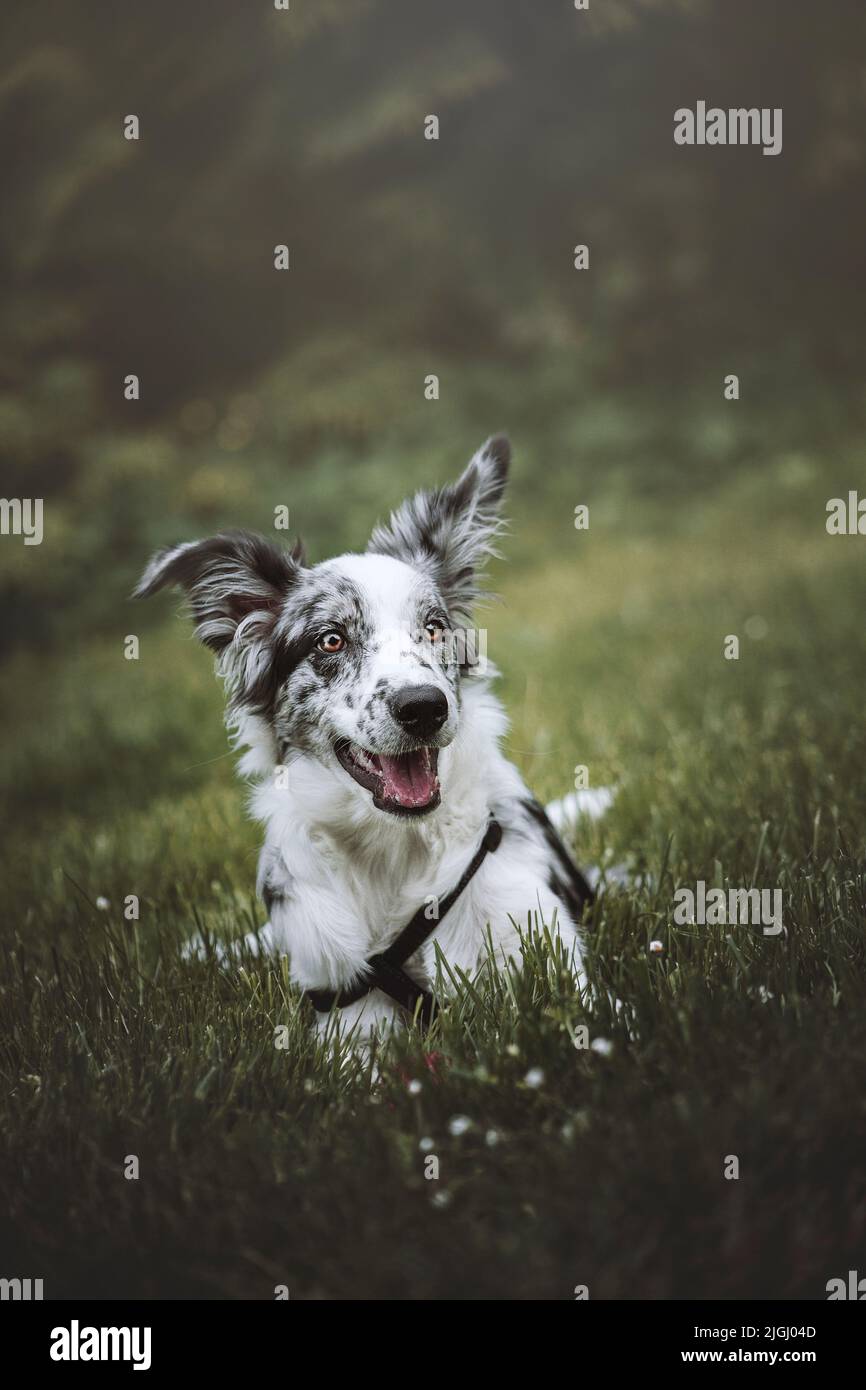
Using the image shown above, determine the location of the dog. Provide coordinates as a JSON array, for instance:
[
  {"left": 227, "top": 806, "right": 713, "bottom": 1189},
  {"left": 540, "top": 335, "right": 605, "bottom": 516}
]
[{"left": 136, "top": 435, "right": 594, "bottom": 1039}]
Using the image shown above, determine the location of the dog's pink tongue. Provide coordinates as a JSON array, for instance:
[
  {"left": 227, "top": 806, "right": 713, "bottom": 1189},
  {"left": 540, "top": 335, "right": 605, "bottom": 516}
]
[{"left": 378, "top": 749, "right": 438, "bottom": 807}]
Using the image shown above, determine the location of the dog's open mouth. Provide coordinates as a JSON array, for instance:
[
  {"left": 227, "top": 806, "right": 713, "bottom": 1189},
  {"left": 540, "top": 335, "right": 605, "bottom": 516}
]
[{"left": 334, "top": 740, "right": 441, "bottom": 815}]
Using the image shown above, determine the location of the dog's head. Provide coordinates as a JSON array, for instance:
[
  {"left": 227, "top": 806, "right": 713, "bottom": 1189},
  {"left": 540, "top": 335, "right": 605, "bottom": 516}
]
[{"left": 135, "top": 435, "right": 509, "bottom": 817}]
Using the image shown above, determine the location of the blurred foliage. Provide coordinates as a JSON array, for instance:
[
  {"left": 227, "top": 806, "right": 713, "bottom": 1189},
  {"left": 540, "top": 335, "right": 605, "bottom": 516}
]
[{"left": 2, "top": 0, "right": 866, "bottom": 658}]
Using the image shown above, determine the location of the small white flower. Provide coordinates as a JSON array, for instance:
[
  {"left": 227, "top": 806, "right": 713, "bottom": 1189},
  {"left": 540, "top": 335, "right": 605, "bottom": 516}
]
[
  {"left": 590, "top": 1037, "right": 613, "bottom": 1058},
  {"left": 95, "top": 896, "right": 110, "bottom": 911},
  {"left": 649, "top": 939, "right": 664, "bottom": 954},
  {"left": 419, "top": 1136, "right": 435, "bottom": 1152},
  {"left": 407, "top": 1079, "right": 422, "bottom": 1096},
  {"left": 447, "top": 1114, "right": 472, "bottom": 1137},
  {"left": 524, "top": 1067, "right": 545, "bottom": 1089},
  {"left": 485, "top": 1128, "right": 501, "bottom": 1147},
  {"left": 431, "top": 1190, "right": 452, "bottom": 1209},
  {"left": 757, "top": 986, "right": 775, "bottom": 1003},
  {"left": 505, "top": 1043, "right": 520, "bottom": 1058}
]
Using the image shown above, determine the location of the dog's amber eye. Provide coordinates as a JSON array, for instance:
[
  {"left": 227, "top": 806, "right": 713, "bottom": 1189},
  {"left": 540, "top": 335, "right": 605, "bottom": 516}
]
[
  {"left": 317, "top": 631, "right": 345, "bottom": 654},
  {"left": 424, "top": 621, "right": 446, "bottom": 642}
]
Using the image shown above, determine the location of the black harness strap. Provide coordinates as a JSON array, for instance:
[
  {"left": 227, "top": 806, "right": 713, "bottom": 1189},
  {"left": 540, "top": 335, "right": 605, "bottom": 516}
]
[{"left": 305, "top": 816, "right": 503, "bottom": 1025}]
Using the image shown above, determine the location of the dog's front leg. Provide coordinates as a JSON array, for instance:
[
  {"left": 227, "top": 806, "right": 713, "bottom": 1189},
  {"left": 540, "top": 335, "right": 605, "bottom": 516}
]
[{"left": 311, "top": 990, "right": 406, "bottom": 1051}]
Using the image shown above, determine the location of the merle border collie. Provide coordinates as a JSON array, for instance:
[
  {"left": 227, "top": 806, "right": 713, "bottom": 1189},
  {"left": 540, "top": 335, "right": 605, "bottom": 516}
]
[{"left": 136, "top": 436, "right": 593, "bottom": 1039}]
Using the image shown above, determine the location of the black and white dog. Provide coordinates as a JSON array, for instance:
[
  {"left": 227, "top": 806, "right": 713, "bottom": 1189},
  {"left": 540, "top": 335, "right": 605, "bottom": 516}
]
[{"left": 136, "top": 436, "right": 593, "bottom": 1037}]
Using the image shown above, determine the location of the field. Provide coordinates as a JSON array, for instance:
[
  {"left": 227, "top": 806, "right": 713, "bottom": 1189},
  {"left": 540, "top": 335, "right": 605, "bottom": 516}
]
[{"left": 2, "top": 361, "right": 865, "bottom": 1299}]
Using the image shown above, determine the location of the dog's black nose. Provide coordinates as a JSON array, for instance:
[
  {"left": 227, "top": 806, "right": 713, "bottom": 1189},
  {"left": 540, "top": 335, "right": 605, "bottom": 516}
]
[{"left": 390, "top": 684, "right": 448, "bottom": 738}]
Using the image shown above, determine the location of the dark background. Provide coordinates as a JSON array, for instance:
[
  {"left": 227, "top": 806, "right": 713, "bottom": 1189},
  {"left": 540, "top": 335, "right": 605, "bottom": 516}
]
[
  {"left": 2, "top": 0, "right": 866, "bottom": 1302},
  {"left": 2, "top": 0, "right": 865, "bottom": 652}
]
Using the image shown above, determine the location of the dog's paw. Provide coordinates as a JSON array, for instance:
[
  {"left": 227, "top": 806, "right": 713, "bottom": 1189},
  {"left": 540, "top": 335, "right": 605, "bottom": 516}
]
[
  {"left": 180, "top": 933, "right": 210, "bottom": 963},
  {"left": 181, "top": 922, "right": 277, "bottom": 964}
]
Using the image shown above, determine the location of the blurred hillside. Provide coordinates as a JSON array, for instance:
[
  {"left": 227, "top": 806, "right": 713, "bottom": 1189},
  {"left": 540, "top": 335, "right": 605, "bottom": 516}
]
[{"left": 1, "top": 0, "right": 866, "bottom": 656}]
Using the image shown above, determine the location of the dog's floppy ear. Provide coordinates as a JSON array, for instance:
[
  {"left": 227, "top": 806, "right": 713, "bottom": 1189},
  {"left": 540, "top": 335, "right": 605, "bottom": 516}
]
[
  {"left": 367, "top": 434, "right": 510, "bottom": 618},
  {"left": 134, "top": 530, "right": 305, "bottom": 710}
]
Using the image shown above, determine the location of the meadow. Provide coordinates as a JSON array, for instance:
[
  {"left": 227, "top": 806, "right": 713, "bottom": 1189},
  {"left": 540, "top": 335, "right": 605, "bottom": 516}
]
[{"left": 2, "top": 360, "right": 865, "bottom": 1299}]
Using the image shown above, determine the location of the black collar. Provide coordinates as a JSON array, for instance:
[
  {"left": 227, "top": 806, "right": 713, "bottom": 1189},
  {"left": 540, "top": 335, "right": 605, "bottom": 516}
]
[{"left": 305, "top": 816, "right": 503, "bottom": 1026}]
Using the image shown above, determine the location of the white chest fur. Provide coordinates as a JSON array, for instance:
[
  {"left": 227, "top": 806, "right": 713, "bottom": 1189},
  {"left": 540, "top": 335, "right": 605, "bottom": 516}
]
[{"left": 247, "top": 686, "right": 583, "bottom": 1034}]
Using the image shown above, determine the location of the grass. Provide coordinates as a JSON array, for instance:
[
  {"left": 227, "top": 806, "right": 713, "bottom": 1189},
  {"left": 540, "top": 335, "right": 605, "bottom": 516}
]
[{"left": 2, "top": 379, "right": 866, "bottom": 1299}]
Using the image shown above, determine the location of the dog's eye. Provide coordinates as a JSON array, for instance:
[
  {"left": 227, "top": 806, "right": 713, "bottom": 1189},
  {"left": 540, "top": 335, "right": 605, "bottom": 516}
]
[
  {"left": 317, "top": 631, "right": 345, "bottom": 654},
  {"left": 424, "top": 621, "right": 446, "bottom": 643}
]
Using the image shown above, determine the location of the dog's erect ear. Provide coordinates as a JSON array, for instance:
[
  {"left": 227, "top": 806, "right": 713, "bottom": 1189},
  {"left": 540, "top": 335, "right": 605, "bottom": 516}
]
[
  {"left": 134, "top": 530, "right": 305, "bottom": 709},
  {"left": 367, "top": 434, "right": 510, "bottom": 617}
]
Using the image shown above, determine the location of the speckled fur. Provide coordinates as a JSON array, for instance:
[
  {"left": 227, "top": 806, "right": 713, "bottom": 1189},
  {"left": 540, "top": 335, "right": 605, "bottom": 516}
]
[{"left": 136, "top": 437, "right": 592, "bottom": 1042}]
